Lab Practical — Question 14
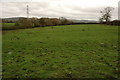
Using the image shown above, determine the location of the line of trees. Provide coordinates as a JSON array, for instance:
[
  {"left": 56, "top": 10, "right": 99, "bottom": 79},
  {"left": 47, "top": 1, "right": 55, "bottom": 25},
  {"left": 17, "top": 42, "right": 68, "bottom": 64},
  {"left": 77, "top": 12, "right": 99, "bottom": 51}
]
[
  {"left": 2, "top": 6, "right": 119, "bottom": 31},
  {"left": 2, "top": 20, "right": 14, "bottom": 23},
  {"left": 15, "top": 17, "right": 73, "bottom": 29},
  {"left": 106, "top": 20, "right": 120, "bottom": 26}
]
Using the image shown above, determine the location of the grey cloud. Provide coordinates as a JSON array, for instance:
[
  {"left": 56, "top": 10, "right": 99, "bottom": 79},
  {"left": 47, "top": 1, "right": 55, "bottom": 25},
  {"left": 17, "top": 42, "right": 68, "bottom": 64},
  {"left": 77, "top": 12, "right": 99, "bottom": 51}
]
[{"left": 1, "top": 2, "right": 118, "bottom": 20}]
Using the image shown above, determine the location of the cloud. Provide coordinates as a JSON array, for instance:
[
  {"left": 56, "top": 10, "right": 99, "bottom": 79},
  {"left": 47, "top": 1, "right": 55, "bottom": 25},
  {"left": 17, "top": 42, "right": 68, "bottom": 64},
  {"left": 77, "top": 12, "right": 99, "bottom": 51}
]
[{"left": 1, "top": 0, "right": 119, "bottom": 20}]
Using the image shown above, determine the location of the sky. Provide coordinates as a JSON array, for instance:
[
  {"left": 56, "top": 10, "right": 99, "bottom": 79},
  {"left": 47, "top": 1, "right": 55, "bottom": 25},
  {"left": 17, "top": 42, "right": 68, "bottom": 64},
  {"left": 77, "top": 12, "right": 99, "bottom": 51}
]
[{"left": 0, "top": 0, "right": 120, "bottom": 20}]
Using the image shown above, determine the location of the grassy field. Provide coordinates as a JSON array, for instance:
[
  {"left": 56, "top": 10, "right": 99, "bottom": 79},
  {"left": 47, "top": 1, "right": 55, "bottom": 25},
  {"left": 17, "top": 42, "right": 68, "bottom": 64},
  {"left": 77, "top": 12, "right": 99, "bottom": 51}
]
[
  {"left": 2, "top": 23, "right": 15, "bottom": 27},
  {"left": 2, "top": 23, "right": 15, "bottom": 30},
  {"left": 2, "top": 23, "right": 15, "bottom": 26},
  {"left": 2, "top": 24, "right": 118, "bottom": 78}
]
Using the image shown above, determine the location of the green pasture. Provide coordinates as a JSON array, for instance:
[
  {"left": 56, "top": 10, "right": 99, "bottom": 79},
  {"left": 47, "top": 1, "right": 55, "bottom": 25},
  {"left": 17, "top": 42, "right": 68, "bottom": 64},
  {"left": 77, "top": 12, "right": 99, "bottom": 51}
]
[{"left": 2, "top": 24, "right": 119, "bottom": 78}]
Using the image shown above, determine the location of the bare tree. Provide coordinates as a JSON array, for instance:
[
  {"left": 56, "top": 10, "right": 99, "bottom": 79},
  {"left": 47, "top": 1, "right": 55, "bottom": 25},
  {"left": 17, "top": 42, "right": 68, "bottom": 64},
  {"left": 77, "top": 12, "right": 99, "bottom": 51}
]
[{"left": 99, "top": 7, "right": 114, "bottom": 23}]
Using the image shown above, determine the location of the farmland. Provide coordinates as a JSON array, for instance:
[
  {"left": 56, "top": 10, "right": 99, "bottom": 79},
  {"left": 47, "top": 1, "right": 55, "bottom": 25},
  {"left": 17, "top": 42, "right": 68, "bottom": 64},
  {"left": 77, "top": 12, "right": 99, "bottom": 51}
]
[
  {"left": 2, "top": 24, "right": 118, "bottom": 78},
  {"left": 2, "top": 23, "right": 15, "bottom": 30}
]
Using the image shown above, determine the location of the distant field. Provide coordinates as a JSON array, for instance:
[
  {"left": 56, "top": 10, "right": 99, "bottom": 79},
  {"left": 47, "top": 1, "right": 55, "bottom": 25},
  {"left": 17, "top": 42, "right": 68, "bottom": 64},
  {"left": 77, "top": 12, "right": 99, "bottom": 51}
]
[
  {"left": 2, "top": 23, "right": 15, "bottom": 30},
  {"left": 2, "top": 24, "right": 118, "bottom": 78},
  {"left": 2, "top": 23, "right": 15, "bottom": 26}
]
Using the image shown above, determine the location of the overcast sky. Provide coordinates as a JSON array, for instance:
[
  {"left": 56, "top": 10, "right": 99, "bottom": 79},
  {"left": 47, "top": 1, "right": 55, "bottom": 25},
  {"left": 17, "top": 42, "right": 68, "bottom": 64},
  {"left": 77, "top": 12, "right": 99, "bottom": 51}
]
[{"left": 1, "top": 0, "right": 119, "bottom": 20}]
